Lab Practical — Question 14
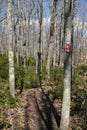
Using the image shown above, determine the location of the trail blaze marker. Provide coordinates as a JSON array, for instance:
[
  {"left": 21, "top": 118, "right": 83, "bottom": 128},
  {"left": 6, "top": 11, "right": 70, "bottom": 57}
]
[{"left": 66, "top": 41, "right": 71, "bottom": 53}]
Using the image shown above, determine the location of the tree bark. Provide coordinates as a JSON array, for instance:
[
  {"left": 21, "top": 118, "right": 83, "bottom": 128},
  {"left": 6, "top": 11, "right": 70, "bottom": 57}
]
[
  {"left": 46, "top": 0, "right": 58, "bottom": 79},
  {"left": 7, "top": 0, "right": 15, "bottom": 97},
  {"left": 37, "top": 0, "right": 43, "bottom": 87},
  {"left": 60, "top": 0, "right": 73, "bottom": 129}
]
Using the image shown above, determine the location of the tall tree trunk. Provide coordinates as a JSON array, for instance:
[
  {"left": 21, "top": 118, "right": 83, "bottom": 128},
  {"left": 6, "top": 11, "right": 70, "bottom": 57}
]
[
  {"left": 60, "top": 0, "right": 73, "bottom": 129},
  {"left": 37, "top": 0, "right": 43, "bottom": 87},
  {"left": 23, "top": 0, "right": 27, "bottom": 68},
  {"left": 7, "top": 0, "right": 15, "bottom": 97},
  {"left": 53, "top": 19, "right": 57, "bottom": 66},
  {"left": 46, "top": 0, "right": 58, "bottom": 79},
  {"left": 58, "top": 12, "right": 63, "bottom": 66}
]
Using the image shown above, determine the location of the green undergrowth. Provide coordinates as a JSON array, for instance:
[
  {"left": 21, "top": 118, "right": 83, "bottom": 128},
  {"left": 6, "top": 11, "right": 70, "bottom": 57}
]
[
  {"left": 46, "top": 64, "right": 87, "bottom": 124},
  {"left": 15, "top": 66, "right": 40, "bottom": 90},
  {"left": 71, "top": 65, "right": 87, "bottom": 115},
  {"left": 0, "top": 54, "right": 22, "bottom": 107},
  {"left": 0, "top": 79, "right": 22, "bottom": 109},
  {"left": 0, "top": 54, "right": 87, "bottom": 129},
  {"left": 0, "top": 120, "right": 11, "bottom": 130},
  {"left": 47, "top": 65, "right": 87, "bottom": 129},
  {"left": 47, "top": 66, "right": 64, "bottom": 100},
  {"left": 15, "top": 57, "right": 40, "bottom": 90},
  {"left": 0, "top": 78, "right": 22, "bottom": 129},
  {"left": 0, "top": 54, "right": 9, "bottom": 80}
]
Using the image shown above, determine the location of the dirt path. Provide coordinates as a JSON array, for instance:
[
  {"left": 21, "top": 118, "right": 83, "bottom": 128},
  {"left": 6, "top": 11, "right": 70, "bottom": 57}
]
[{"left": 6, "top": 88, "right": 61, "bottom": 130}]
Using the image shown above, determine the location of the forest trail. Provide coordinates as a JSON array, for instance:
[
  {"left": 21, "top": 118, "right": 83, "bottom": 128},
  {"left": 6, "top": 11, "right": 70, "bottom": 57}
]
[{"left": 6, "top": 87, "right": 61, "bottom": 130}]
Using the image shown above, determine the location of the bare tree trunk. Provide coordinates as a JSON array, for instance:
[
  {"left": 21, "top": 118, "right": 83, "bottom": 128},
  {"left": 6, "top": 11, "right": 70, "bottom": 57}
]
[
  {"left": 23, "top": 0, "right": 27, "bottom": 68},
  {"left": 60, "top": 0, "right": 73, "bottom": 129},
  {"left": 46, "top": 0, "right": 58, "bottom": 79},
  {"left": 37, "top": 0, "right": 43, "bottom": 87},
  {"left": 58, "top": 12, "right": 63, "bottom": 66},
  {"left": 7, "top": 0, "right": 15, "bottom": 97},
  {"left": 53, "top": 19, "right": 57, "bottom": 66}
]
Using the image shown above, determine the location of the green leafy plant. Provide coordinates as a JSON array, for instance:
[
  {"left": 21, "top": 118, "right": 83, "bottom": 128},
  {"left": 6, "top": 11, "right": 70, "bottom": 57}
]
[
  {"left": 0, "top": 54, "right": 9, "bottom": 80},
  {"left": 15, "top": 66, "right": 25, "bottom": 91},
  {"left": 47, "top": 67, "right": 64, "bottom": 100}
]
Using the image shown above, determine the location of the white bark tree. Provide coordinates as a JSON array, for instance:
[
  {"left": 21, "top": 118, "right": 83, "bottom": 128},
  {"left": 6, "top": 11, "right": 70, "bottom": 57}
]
[
  {"left": 7, "top": 0, "right": 15, "bottom": 97},
  {"left": 46, "top": 0, "right": 58, "bottom": 79},
  {"left": 60, "top": 0, "right": 73, "bottom": 129}
]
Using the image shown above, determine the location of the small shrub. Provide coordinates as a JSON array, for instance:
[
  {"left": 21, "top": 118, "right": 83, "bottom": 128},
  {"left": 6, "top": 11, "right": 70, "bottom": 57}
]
[
  {"left": 15, "top": 66, "right": 25, "bottom": 90},
  {"left": 0, "top": 121, "right": 11, "bottom": 129},
  {"left": 72, "top": 126, "right": 82, "bottom": 130},
  {"left": 47, "top": 67, "right": 64, "bottom": 100},
  {"left": 77, "top": 65, "right": 87, "bottom": 75},
  {"left": 48, "top": 86, "right": 63, "bottom": 100},
  {"left": 8, "top": 95, "right": 16, "bottom": 108},
  {"left": 27, "top": 57, "right": 36, "bottom": 66},
  {"left": 50, "top": 66, "right": 64, "bottom": 85},
  {"left": 0, "top": 89, "right": 16, "bottom": 109},
  {"left": 0, "top": 54, "right": 9, "bottom": 80},
  {"left": 30, "top": 80, "right": 39, "bottom": 88}
]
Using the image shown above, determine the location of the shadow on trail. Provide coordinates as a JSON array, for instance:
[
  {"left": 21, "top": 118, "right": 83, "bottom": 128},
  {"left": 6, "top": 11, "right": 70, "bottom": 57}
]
[
  {"left": 35, "top": 92, "right": 53, "bottom": 130},
  {"left": 24, "top": 88, "right": 60, "bottom": 130},
  {"left": 24, "top": 93, "right": 31, "bottom": 130},
  {"left": 34, "top": 88, "right": 61, "bottom": 130}
]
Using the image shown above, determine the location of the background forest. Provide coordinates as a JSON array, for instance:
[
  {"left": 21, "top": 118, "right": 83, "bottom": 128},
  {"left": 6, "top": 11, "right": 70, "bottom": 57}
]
[{"left": 0, "top": 0, "right": 87, "bottom": 130}]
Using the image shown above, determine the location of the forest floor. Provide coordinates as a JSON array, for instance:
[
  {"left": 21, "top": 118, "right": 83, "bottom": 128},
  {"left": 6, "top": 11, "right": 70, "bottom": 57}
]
[
  {"left": 3, "top": 85, "right": 87, "bottom": 130},
  {"left": 0, "top": 56, "right": 87, "bottom": 130},
  {"left": 5, "top": 86, "right": 61, "bottom": 130}
]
